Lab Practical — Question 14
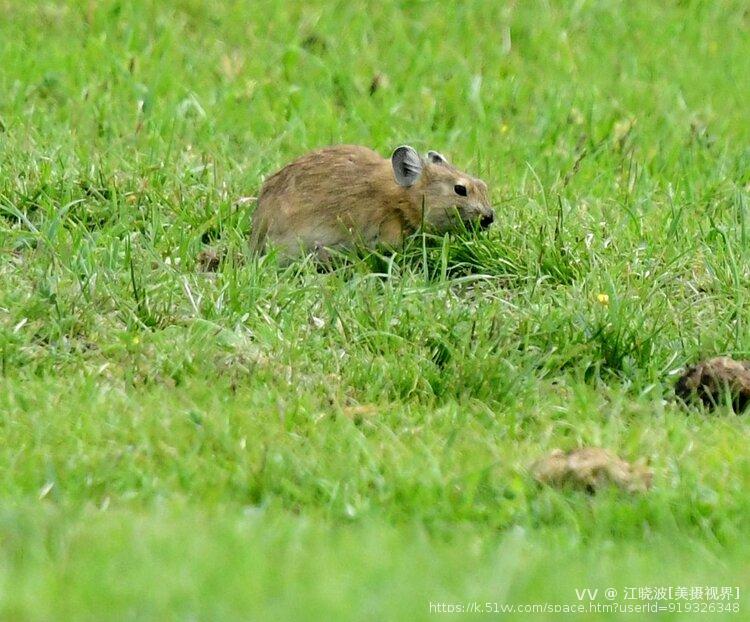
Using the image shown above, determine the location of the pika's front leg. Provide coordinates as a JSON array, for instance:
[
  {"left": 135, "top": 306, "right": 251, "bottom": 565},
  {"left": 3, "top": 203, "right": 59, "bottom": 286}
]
[
  {"left": 377, "top": 216, "right": 408, "bottom": 249},
  {"left": 313, "top": 241, "right": 333, "bottom": 265}
]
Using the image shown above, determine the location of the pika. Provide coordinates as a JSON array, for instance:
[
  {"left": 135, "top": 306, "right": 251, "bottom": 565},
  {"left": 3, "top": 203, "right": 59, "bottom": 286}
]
[{"left": 250, "top": 145, "right": 493, "bottom": 260}]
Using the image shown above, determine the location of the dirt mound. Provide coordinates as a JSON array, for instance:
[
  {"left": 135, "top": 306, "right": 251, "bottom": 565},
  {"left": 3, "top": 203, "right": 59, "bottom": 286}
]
[
  {"left": 675, "top": 356, "right": 750, "bottom": 412},
  {"left": 532, "top": 447, "right": 652, "bottom": 493}
]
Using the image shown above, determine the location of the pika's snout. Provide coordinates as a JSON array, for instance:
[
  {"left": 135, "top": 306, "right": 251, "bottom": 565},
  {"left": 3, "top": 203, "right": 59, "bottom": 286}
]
[{"left": 480, "top": 210, "right": 495, "bottom": 230}]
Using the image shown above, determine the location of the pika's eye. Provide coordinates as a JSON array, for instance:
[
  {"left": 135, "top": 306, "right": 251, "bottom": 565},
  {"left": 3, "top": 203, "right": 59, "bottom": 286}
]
[{"left": 454, "top": 184, "right": 468, "bottom": 197}]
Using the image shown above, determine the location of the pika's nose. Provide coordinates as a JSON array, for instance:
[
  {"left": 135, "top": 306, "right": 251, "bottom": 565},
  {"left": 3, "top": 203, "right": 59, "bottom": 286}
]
[{"left": 480, "top": 210, "right": 495, "bottom": 230}]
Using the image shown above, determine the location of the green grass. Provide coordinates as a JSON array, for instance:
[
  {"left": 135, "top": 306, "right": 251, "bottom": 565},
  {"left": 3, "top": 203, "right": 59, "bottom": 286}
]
[{"left": 1, "top": 0, "right": 750, "bottom": 619}]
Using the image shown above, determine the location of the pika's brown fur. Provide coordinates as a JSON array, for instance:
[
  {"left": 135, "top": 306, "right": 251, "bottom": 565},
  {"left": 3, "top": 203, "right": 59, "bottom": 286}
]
[{"left": 250, "top": 145, "right": 493, "bottom": 261}]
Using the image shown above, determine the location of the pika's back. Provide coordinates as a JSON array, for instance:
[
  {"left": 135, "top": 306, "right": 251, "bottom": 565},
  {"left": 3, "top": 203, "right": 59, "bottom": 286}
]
[
  {"left": 251, "top": 145, "right": 398, "bottom": 255},
  {"left": 258, "top": 145, "right": 387, "bottom": 210}
]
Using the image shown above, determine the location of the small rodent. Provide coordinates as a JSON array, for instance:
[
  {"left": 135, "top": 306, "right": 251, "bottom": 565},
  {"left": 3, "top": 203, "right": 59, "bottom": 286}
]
[{"left": 250, "top": 144, "right": 494, "bottom": 261}]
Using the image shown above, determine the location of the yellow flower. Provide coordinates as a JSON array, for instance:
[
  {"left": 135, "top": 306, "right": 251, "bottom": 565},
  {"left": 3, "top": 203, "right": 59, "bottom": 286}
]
[{"left": 596, "top": 293, "right": 609, "bottom": 305}]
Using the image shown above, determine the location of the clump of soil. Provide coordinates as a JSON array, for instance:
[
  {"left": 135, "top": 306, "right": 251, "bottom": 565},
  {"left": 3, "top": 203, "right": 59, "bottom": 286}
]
[
  {"left": 675, "top": 356, "right": 750, "bottom": 412},
  {"left": 532, "top": 447, "right": 652, "bottom": 493}
]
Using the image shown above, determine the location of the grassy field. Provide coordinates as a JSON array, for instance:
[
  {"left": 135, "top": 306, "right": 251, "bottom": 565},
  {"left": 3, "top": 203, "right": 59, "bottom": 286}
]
[{"left": 1, "top": 0, "right": 750, "bottom": 619}]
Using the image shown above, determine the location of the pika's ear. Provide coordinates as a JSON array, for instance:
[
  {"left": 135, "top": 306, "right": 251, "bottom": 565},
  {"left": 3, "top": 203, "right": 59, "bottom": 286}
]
[
  {"left": 427, "top": 150, "right": 448, "bottom": 165},
  {"left": 391, "top": 145, "right": 423, "bottom": 187}
]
